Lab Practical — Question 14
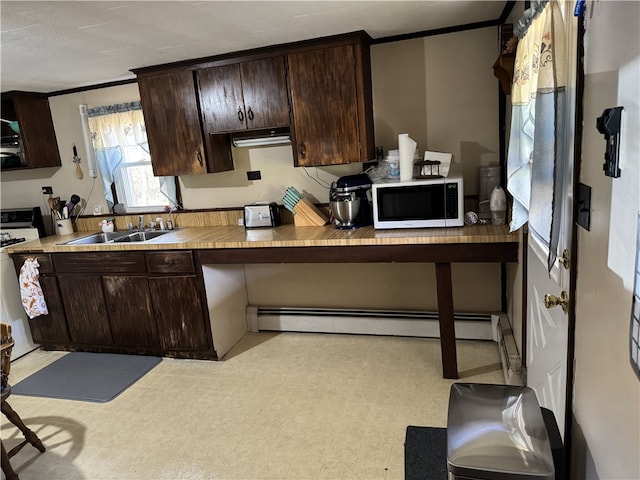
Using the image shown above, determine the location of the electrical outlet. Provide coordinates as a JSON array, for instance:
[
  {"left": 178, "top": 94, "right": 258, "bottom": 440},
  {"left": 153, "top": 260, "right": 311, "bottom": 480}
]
[
  {"left": 42, "top": 186, "right": 53, "bottom": 194},
  {"left": 247, "top": 170, "right": 261, "bottom": 181}
]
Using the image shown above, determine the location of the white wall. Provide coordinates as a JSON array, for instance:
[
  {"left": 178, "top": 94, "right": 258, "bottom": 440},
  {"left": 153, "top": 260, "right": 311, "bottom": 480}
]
[
  {"left": 572, "top": 2, "right": 640, "bottom": 479},
  {"left": 424, "top": 27, "right": 501, "bottom": 195}
]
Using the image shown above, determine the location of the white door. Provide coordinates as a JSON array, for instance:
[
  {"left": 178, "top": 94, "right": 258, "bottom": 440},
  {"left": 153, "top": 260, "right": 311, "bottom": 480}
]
[{"left": 525, "top": 1, "right": 579, "bottom": 440}]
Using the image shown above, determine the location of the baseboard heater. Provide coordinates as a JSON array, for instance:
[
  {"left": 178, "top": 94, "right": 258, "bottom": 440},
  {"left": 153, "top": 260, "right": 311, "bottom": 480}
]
[
  {"left": 495, "top": 313, "right": 524, "bottom": 385},
  {"left": 246, "top": 306, "right": 499, "bottom": 341}
]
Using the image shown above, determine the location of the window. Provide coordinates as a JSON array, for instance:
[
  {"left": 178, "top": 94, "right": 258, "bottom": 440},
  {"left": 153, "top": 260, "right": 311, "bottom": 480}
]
[{"left": 86, "top": 102, "right": 177, "bottom": 213}]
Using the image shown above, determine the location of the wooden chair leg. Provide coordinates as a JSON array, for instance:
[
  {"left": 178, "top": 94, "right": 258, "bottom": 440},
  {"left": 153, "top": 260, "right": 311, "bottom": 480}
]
[
  {"left": 1, "top": 441, "right": 20, "bottom": 480},
  {"left": 1, "top": 400, "right": 46, "bottom": 454}
]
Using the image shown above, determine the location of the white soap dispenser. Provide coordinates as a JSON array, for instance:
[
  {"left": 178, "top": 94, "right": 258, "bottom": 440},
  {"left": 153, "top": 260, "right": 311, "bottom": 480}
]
[{"left": 156, "top": 217, "right": 165, "bottom": 230}]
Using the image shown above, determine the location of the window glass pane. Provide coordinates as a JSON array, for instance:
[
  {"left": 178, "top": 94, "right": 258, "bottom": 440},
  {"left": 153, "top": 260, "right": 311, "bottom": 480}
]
[
  {"left": 121, "top": 144, "right": 149, "bottom": 164},
  {"left": 118, "top": 165, "right": 167, "bottom": 208}
]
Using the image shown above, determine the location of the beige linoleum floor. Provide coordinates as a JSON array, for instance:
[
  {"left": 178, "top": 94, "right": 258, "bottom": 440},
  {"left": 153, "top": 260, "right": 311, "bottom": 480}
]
[{"left": 2, "top": 332, "right": 503, "bottom": 480}]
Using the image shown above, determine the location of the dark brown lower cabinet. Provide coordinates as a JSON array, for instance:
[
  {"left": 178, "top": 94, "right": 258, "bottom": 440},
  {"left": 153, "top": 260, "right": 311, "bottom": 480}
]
[
  {"left": 57, "top": 275, "right": 113, "bottom": 345},
  {"left": 102, "top": 275, "right": 160, "bottom": 348},
  {"left": 11, "top": 251, "right": 212, "bottom": 358},
  {"left": 28, "top": 276, "right": 70, "bottom": 344},
  {"left": 148, "top": 276, "right": 209, "bottom": 351}
]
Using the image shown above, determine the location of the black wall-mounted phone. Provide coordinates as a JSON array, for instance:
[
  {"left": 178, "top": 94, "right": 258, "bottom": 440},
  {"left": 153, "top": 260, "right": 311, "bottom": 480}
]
[{"left": 596, "top": 106, "right": 623, "bottom": 178}]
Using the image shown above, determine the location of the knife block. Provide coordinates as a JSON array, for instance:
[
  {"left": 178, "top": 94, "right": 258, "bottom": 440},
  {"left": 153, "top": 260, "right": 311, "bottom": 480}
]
[{"left": 293, "top": 198, "right": 329, "bottom": 226}]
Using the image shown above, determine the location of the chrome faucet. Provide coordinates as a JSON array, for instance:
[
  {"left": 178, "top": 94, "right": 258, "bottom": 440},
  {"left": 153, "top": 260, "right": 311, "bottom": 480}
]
[{"left": 138, "top": 215, "right": 145, "bottom": 231}]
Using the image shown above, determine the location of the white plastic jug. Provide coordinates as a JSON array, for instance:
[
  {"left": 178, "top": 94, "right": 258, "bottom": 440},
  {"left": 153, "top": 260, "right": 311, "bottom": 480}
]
[{"left": 490, "top": 185, "right": 507, "bottom": 225}]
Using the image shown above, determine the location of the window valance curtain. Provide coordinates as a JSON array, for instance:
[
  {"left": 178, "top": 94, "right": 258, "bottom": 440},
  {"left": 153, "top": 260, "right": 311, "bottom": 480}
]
[{"left": 507, "top": 0, "right": 567, "bottom": 271}]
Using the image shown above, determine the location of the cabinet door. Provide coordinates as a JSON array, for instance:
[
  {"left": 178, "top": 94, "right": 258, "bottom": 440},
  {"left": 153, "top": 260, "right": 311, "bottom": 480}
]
[
  {"left": 58, "top": 275, "right": 113, "bottom": 345},
  {"left": 1, "top": 93, "right": 61, "bottom": 169},
  {"left": 102, "top": 276, "right": 160, "bottom": 348},
  {"left": 198, "top": 64, "right": 246, "bottom": 133},
  {"left": 288, "top": 45, "right": 360, "bottom": 166},
  {"left": 198, "top": 57, "right": 290, "bottom": 133},
  {"left": 240, "top": 57, "right": 290, "bottom": 130},
  {"left": 138, "top": 71, "right": 206, "bottom": 176},
  {"left": 28, "top": 276, "right": 70, "bottom": 344},
  {"left": 148, "top": 276, "right": 209, "bottom": 351}
]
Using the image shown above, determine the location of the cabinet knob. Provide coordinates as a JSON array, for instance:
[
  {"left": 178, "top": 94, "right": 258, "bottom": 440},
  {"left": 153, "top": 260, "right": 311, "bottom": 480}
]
[
  {"left": 196, "top": 150, "right": 203, "bottom": 167},
  {"left": 237, "top": 108, "right": 245, "bottom": 122},
  {"left": 247, "top": 107, "right": 254, "bottom": 122},
  {"left": 299, "top": 142, "right": 306, "bottom": 157}
]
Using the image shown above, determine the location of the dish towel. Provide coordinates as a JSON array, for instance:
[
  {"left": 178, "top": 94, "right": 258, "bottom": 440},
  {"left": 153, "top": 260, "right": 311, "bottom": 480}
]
[{"left": 19, "top": 258, "right": 49, "bottom": 319}]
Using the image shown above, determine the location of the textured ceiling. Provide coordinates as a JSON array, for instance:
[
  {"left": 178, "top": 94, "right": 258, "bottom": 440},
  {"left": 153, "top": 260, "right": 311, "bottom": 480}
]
[{"left": 1, "top": 1, "right": 508, "bottom": 93}]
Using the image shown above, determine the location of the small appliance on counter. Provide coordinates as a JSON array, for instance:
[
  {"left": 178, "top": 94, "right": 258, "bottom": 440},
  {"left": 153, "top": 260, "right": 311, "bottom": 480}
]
[
  {"left": 329, "top": 173, "right": 373, "bottom": 229},
  {"left": 244, "top": 202, "right": 281, "bottom": 228},
  {"left": 371, "top": 174, "right": 464, "bottom": 229}
]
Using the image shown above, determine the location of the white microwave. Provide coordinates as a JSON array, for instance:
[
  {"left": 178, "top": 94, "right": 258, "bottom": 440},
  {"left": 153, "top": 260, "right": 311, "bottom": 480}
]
[{"left": 372, "top": 174, "right": 464, "bottom": 229}]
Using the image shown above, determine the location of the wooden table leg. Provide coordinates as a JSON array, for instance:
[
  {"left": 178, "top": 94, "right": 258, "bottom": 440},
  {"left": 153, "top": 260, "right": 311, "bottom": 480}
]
[{"left": 435, "top": 262, "right": 458, "bottom": 379}]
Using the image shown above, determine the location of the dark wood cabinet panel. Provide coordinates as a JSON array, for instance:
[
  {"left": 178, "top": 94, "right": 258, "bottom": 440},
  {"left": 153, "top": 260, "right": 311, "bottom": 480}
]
[
  {"left": 240, "top": 57, "right": 290, "bottom": 130},
  {"left": 146, "top": 251, "right": 194, "bottom": 274},
  {"left": 1, "top": 92, "right": 61, "bottom": 170},
  {"left": 198, "top": 64, "right": 246, "bottom": 133},
  {"left": 28, "top": 276, "right": 70, "bottom": 344},
  {"left": 149, "top": 276, "right": 209, "bottom": 351},
  {"left": 58, "top": 275, "right": 113, "bottom": 345},
  {"left": 12, "top": 254, "right": 53, "bottom": 274},
  {"left": 288, "top": 45, "right": 361, "bottom": 166},
  {"left": 52, "top": 252, "right": 146, "bottom": 273},
  {"left": 198, "top": 57, "right": 290, "bottom": 133},
  {"left": 137, "top": 71, "right": 207, "bottom": 176},
  {"left": 102, "top": 275, "right": 160, "bottom": 347}
]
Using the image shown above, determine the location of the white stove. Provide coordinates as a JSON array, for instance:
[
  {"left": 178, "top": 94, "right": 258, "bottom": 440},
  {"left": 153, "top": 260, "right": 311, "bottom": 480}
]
[
  {"left": 0, "top": 227, "right": 40, "bottom": 250},
  {"left": 1, "top": 208, "right": 45, "bottom": 359}
]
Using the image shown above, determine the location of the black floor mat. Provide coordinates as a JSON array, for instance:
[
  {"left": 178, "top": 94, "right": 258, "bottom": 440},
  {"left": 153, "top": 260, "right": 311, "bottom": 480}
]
[{"left": 404, "top": 426, "right": 447, "bottom": 480}]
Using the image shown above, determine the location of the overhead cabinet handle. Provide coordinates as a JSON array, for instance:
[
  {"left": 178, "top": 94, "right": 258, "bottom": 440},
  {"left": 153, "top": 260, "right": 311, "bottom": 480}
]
[
  {"left": 237, "top": 108, "right": 244, "bottom": 122},
  {"left": 247, "top": 107, "right": 254, "bottom": 122}
]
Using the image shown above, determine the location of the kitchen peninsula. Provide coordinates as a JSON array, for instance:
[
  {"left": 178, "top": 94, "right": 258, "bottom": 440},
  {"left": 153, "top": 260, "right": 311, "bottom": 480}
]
[{"left": 7, "top": 223, "right": 518, "bottom": 379}]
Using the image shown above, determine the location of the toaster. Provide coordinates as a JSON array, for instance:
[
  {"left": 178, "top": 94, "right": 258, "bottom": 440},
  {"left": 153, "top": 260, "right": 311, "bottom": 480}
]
[{"left": 243, "top": 202, "right": 281, "bottom": 228}]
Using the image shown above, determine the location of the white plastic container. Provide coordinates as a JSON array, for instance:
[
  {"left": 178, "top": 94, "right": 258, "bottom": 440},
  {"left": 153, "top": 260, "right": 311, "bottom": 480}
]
[
  {"left": 490, "top": 185, "right": 507, "bottom": 225},
  {"left": 383, "top": 150, "right": 400, "bottom": 180}
]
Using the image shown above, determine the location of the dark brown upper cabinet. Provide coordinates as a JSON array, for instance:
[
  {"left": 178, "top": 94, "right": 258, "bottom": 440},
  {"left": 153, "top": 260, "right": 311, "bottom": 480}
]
[
  {"left": 1, "top": 91, "right": 61, "bottom": 170},
  {"left": 288, "top": 44, "right": 366, "bottom": 167},
  {"left": 133, "top": 31, "right": 374, "bottom": 173},
  {"left": 137, "top": 71, "right": 210, "bottom": 176},
  {"left": 198, "top": 57, "right": 290, "bottom": 133}
]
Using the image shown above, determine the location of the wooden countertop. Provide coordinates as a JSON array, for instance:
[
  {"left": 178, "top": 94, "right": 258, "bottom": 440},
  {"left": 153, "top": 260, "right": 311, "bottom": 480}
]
[{"left": 5, "top": 224, "right": 519, "bottom": 254}]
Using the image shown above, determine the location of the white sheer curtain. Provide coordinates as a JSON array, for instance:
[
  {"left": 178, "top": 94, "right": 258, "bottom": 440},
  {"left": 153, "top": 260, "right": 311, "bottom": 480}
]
[
  {"left": 87, "top": 102, "right": 176, "bottom": 211},
  {"left": 507, "top": 0, "right": 567, "bottom": 271}
]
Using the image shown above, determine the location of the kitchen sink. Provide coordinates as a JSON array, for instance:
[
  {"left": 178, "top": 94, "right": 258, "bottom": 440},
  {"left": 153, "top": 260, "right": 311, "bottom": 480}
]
[
  {"left": 113, "top": 231, "right": 169, "bottom": 242},
  {"left": 63, "top": 230, "right": 170, "bottom": 245},
  {"left": 63, "top": 232, "right": 127, "bottom": 244}
]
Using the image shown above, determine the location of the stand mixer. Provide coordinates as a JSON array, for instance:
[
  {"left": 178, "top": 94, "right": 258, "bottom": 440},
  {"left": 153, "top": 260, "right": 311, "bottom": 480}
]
[{"left": 329, "top": 173, "right": 372, "bottom": 229}]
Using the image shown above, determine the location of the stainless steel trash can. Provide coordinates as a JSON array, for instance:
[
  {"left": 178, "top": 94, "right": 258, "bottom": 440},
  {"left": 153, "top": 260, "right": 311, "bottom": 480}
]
[{"left": 447, "top": 383, "right": 555, "bottom": 480}]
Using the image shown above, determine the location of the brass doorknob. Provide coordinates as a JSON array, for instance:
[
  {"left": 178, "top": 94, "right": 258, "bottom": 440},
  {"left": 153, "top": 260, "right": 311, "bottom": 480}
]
[{"left": 544, "top": 291, "right": 569, "bottom": 313}]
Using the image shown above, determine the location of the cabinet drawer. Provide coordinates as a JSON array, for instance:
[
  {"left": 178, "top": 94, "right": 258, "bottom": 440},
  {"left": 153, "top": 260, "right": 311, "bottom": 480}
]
[
  {"left": 53, "top": 252, "right": 146, "bottom": 273},
  {"left": 11, "top": 253, "right": 53, "bottom": 274},
  {"left": 146, "top": 251, "right": 194, "bottom": 274}
]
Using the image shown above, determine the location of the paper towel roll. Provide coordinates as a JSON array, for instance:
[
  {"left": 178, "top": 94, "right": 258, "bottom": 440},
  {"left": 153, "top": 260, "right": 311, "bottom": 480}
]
[{"left": 398, "top": 133, "right": 417, "bottom": 181}]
